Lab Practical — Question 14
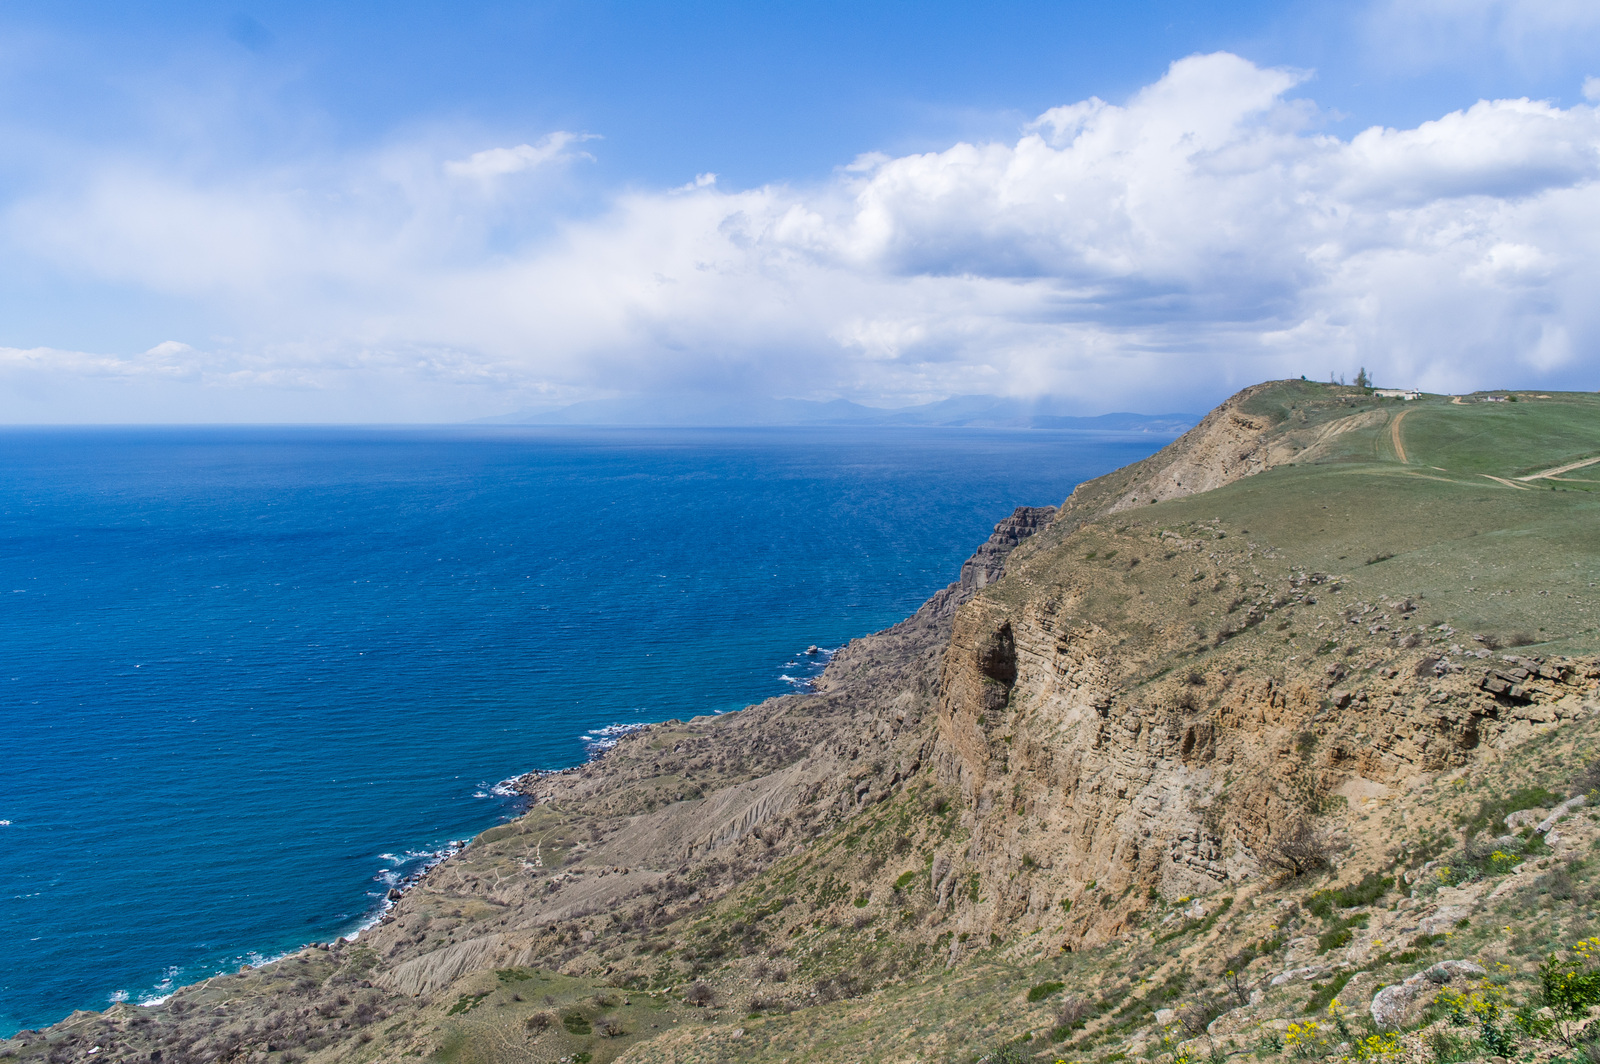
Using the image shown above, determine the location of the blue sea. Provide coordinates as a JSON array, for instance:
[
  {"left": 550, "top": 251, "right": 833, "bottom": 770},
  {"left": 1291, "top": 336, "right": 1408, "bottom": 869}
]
[{"left": 0, "top": 425, "right": 1171, "bottom": 1035}]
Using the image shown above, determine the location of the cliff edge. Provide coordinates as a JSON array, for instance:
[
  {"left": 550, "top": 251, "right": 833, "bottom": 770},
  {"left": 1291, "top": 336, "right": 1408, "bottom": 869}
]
[{"left": 10, "top": 380, "right": 1600, "bottom": 1064}]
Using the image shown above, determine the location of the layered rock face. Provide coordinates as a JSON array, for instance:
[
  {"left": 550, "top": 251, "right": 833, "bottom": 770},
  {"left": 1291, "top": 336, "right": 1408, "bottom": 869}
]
[
  {"left": 925, "top": 383, "right": 1600, "bottom": 952},
  {"left": 912, "top": 504, "right": 1057, "bottom": 623},
  {"left": 935, "top": 580, "right": 1598, "bottom": 948}
]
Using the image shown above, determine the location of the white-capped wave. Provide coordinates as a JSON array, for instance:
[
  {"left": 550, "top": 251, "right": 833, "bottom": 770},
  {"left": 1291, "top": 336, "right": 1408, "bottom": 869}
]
[
  {"left": 580, "top": 722, "right": 649, "bottom": 757},
  {"left": 239, "top": 947, "right": 293, "bottom": 971},
  {"left": 350, "top": 839, "right": 468, "bottom": 935},
  {"left": 138, "top": 968, "right": 182, "bottom": 1007}
]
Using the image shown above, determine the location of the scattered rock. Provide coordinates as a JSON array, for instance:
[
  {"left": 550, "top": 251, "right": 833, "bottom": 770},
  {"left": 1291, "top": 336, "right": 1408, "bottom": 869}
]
[
  {"left": 1208, "top": 1006, "right": 1256, "bottom": 1037},
  {"left": 1371, "top": 960, "right": 1485, "bottom": 1028},
  {"left": 1418, "top": 905, "right": 1470, "bottom": 936},
  {"left": 1370, "top": 981, "right": 1425, "bottom": 1028},
  {"left": 1270, "top": 965, "right": 1329, "bottom": 987},
  {"left": 1538, "top": 796, "right": 1586, "bottom": 834}
]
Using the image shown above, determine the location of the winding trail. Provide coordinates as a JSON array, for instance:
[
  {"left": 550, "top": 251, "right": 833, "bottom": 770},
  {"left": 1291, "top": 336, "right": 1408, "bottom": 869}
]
[
  {"left": 1390, "top": 408, "right": 1411, "bottom": 464},
  {"left": 1517, "top": 455, "right": 1600, "bottom": 481}
]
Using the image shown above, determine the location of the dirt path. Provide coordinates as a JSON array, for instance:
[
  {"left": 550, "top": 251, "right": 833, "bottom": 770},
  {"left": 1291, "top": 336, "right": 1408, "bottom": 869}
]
[
  {"left": 1481, "top": 474, "right": 1531, "bottom": 490},
  {"left": 1390, "top": 408, "right": 1411, "bottom": 463},
  {"left": 1517, "top": 455, "right": 1600, "bottom": 481}
]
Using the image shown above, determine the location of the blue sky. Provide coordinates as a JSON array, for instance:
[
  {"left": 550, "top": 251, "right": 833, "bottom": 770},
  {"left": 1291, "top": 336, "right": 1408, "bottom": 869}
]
[{"left": 2, "top": 0, "right": 1599, "bottom": 421}]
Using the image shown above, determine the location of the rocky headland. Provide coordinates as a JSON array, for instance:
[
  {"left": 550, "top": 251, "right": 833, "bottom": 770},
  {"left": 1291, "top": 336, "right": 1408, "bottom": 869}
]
[{"left": 8, "top": 379, "right": 1600, "bottom": 1064}]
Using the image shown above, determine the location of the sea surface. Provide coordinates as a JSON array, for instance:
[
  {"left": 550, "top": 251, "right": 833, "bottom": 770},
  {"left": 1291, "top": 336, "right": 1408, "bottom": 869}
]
[{"left": 0, "top": 425, "right": 1173, "bottom": 1035}]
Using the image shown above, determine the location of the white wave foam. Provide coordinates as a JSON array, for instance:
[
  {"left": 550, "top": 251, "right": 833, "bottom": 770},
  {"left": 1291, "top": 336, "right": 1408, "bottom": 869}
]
[
  {"left": 138, "top": 968, "right": 181, "bottom": 1007},
  {"left": 239, "top": 947, "right": 293, "bottom": 971},
  {"left": 349, "top": 839, "right": 467, "bottom": 936},
  {"left": 580, "top": 722, "right": 649, "bottom": 756}
]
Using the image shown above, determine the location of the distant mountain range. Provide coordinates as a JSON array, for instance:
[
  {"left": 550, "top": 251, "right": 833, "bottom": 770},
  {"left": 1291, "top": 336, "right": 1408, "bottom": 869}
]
[{"left": 473, "top": 394, "right": 1198, "bottom": 433}]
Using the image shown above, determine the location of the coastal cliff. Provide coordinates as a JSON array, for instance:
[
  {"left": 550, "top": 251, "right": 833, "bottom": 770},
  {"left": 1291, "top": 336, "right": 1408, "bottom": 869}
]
[{"left": 9, "top": 380, "right": 1600, "bottom": 1064}]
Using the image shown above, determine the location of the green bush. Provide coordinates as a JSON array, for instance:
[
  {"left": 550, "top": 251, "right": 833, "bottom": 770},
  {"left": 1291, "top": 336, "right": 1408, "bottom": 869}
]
[
  {"left": 1428, "top": 1028, "right": 1477, "bottom": 1063},
  {"left": 1228, "top": 933, "right": 1287, "bottom": 972},
  {"left": 1540, "top": 945, "right": 1600, "bottom": 1043},
  {"left": 1153, "top": 896, "right": 1234, "bottom": 945},
  {"left": 1306, "top": 872, "right": 1394, "bottom": 917},
  {"left": 984, "top": 1040, "right": 1031, "bottom": 1063},
  {"left": 445, "top": 992, "right": 488, "bottom": 1016},
  {"left": 1028, "top": 981, "right": 1065, "bottom": 1002},
  {"left": 1460, "top": 787, "right": 1563, "bottom": 839},
  {"left": 1305, "top": 971, "right": 1352, "bottom": 1014}
]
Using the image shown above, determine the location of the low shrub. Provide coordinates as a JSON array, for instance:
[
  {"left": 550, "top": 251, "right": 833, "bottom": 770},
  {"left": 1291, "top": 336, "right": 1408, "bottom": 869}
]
[
  {"left": 1153, "top": 896, "right": 1233, "bottom": 945},
  {"left": 1459, "top": 786, "right": 1563, "bottom": 840},
  {"left": 1265, "top": 820, "right": 1334, "bottom": 879},
  {"left": 1050, "top": 994, "right": 1093, "bottom": 1039},
  {"left": 1306, "top": 872, "right": 1393, "bottom": 916}
]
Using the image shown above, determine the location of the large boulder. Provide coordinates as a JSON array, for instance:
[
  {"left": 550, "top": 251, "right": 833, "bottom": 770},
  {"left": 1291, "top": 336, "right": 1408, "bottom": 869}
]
[
  {"left": 1370, "top": 960, "right": 1486, "bottom": 1028},
  {"left": 1418, "top": 905, "right": 1471, "bottom": 936},
  {"left": 1538, "top": 796, "right": 1586, "bottom": 834}
]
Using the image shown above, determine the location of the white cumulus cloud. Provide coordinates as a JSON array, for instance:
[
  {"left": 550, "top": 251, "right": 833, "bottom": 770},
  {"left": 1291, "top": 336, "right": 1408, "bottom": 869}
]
[
  {"left": 4, "top": 52, "right": 1600, "bottom": 420},
  {"left": 443, "top": 132, "right": 598, "bottom": 180}
]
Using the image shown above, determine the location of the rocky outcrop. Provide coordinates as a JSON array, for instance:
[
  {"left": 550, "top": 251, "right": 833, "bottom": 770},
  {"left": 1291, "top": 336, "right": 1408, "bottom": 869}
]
[
  {"left": 915, "top": 506, "right": 1057, "bottom": 622},
  {"left": 925, "top": 431, "right": 1600, "bottom": 946},
  {"left": 1369, "top": 960, "right": 1486, "bottom": 1028},
  {"left": 959, "top": 506, "right": 1058, "bottom": 591}
]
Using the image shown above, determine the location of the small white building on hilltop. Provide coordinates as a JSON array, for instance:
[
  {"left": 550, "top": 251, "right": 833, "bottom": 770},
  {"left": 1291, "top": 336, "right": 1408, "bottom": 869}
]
[{"left": 1374, "top": 388, "right": 1423, "bottom": 400}]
